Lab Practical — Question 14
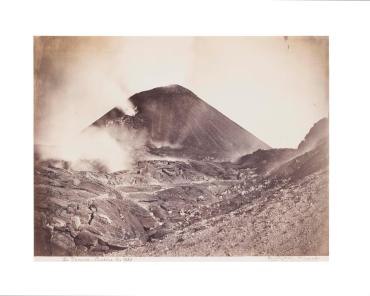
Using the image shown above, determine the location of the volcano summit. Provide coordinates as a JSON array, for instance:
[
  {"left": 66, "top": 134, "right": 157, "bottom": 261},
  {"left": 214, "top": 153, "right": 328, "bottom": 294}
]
[{"left": 88, "top": 85, "right": 270, "bottom": 160}]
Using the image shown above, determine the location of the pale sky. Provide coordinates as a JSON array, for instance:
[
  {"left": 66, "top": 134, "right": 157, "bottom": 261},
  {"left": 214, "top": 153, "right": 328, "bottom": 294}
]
[{"left": 34, "top": 36, "right": 328, "bottom": 148}]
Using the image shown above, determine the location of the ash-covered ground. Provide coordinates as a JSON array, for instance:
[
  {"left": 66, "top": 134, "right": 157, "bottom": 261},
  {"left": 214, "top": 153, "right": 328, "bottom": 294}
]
[{"left": 34, "top": 86, "right": 328, "bottom": 257}]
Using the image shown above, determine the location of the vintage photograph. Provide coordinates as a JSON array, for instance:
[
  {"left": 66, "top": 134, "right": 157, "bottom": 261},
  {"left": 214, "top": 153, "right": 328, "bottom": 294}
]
[{"left": 34, "top": 36, "right": 329, "bottom": 257}]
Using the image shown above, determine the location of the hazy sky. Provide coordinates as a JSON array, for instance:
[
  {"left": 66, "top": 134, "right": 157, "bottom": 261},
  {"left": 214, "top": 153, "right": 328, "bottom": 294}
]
[{"left": 34, "top": 36, "right": 328, "bottom": 148}]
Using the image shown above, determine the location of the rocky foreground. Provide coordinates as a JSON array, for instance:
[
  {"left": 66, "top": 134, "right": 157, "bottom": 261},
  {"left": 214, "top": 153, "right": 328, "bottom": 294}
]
[{"left": 34, "top": 131, "right": 328, "bottom": 256}]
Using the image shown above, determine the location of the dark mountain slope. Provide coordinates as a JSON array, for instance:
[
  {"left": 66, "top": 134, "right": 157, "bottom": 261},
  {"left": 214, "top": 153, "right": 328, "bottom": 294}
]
[
  {"left": 269, "top": 117, "right": 329, "bottom": 180},
  {"left": 298, "top": 117, "right": 328, "bottom": 152},
  {"left": 271, "top": 139, "right": 328, "bottom": 181},
  {"left": 234, "top": 117, "right": 329, "bottom": 177},
  {"left": 88, "top": 85, "right": 270, "bottom": 160}
]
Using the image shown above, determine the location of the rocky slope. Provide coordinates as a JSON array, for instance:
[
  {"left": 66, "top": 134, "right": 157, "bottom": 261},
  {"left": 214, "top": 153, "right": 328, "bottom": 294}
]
[
  {"left": 111, "top": 121, "right": 330, "bottom": 257},
  {"left": 34, "top": 157, "right": 244, "bottom": 256},
  {"left": 112, "top": 169, "right": 328, "bottom": 256},
  {"left": 34, "top": 117, "right": 328, "bottom": 256}
]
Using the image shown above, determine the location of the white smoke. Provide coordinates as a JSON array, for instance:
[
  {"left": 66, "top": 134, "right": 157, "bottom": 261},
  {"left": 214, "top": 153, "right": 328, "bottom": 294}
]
[
  {"left": 149, "top": 140, "right": 183, "bottom": 149},
  {"left": 34, "top": 37, "right": 194, "bottom": 171},
  {"left": 38, "top": 125, "right": 147, "bottom": 172}
]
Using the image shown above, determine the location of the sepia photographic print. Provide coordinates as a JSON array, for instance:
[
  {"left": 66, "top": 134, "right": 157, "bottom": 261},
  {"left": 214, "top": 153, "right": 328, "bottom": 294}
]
[{"left": 34, "top": 36, "right": 329, "bottom": 258}]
